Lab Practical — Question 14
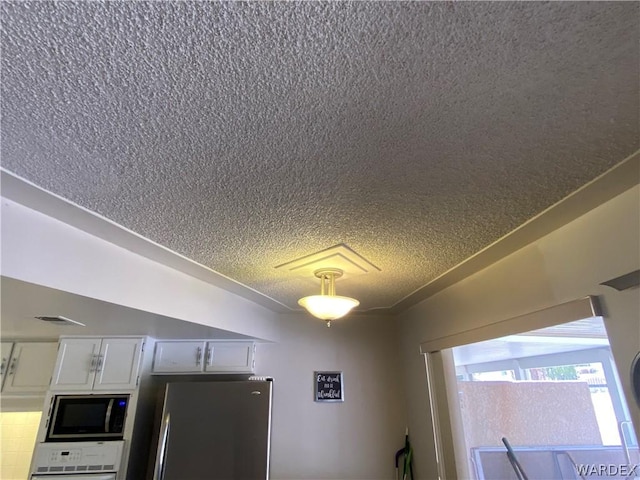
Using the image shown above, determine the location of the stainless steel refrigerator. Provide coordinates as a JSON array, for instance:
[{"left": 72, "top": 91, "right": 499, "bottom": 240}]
[{"left": 151, "top": 380, "right": 272, "bottom": 480}]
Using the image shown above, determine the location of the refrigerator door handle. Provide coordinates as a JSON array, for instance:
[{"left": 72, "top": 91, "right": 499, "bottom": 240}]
[{"left": 153, "top": 412, "right": 171, "bottom": 480}]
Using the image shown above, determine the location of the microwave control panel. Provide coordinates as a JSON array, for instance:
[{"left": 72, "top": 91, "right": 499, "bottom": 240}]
[{"left": 31, "top": 441, "right": 123, "bottom": 475}]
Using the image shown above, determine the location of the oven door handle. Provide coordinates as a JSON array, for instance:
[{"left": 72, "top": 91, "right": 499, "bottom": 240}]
[{"left": 104, "top": 398, "right": 114, "bottom": 433}]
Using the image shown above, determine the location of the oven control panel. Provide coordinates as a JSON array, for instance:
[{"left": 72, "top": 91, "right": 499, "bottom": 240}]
[
  {"left": 31, "top": 441, "right": 123, "bottom": 475},
  {"left": 48, "top": 447, "right": 83, "bottom": 463}
]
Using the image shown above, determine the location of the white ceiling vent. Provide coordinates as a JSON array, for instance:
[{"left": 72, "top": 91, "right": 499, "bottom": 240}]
[{"left": 34, "top": 315, "right": 86, "bottom": 327}]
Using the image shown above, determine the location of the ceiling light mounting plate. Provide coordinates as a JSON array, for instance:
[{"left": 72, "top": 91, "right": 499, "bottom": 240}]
[{"left": 314, "top": 268, "right": 343, "bottom": 279}]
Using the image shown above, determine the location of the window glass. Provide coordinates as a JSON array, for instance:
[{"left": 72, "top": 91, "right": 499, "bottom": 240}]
[{"left": 449, "top": 317, "right": 639, "bottom": 479}]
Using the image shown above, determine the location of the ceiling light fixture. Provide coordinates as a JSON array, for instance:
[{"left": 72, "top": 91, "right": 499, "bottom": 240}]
[{"left": 298, "top": 268, "right": 359, "bottom": 327}]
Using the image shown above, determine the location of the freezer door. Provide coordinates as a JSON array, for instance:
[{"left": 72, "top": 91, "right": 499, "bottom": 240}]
[{"left": 153, "top": 381, "right": 272, "bottom": 480}]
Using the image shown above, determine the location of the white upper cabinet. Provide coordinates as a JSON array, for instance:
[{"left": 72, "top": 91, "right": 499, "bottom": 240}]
[
  {"left": 2, "top": 342, "right": 58, "bottom": 394},
  {"left": 93, "top": 338, "right": 145, "bottom": 390},
  {"left": 153, "top": 341, "right": 255, "bottom": 374},
  {"left": 204, "top": 342, "right": 255, "bottom": 373},
  {"left": 51, "top": 338, "right": 101, "bottom": 390},
  {"left": 51, "top": 337, "right": 144, "bottom": 391},
  {"left": 152, "top": 341, "right": 206, "bottom": 373}
]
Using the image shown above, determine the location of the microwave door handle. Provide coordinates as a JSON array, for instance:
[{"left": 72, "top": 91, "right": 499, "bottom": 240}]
[
  {"left": 153, "top": 412, "right": 171, "bottom": 480},
  {"left": 105, "top": 399, "right": 114, "bottom": 433}
]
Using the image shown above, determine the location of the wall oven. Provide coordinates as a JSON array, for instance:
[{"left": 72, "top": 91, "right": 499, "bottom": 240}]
[
  {"left": 31, "top": 440, "right": 123, "bottom": 479},
  {"left": 46, "top": 394, "right": 129, "bottom": 442}
]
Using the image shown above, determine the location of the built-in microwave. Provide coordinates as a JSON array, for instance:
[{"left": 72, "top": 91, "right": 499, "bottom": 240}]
[{"left": 46, "top": 394, "right": 130, "bottom": 442}]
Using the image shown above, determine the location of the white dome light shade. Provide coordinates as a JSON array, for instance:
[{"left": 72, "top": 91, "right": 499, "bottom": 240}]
[
  {"left": 298, "top": 295, "right": 360, "bottom": 321},
  {"left": 298, "top": 268, "right": 359, "bottom": 327}
]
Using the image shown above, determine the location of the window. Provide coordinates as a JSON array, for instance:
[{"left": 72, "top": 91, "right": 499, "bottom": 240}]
[{"left": 447, "top": 317, "right": 639, "bottom": 479}]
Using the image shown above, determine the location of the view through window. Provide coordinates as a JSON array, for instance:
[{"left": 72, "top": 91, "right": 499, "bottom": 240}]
[{"left": 449, "top": 316, "right": 639, "bottom": 479}]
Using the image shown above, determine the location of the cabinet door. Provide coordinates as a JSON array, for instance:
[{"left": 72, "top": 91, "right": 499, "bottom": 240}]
[
  {"left": 50, "top": 338, "right": 101, "bottom": 391},
  {"left": 204, "top": 342, "right": 255, "bottom": 373},
  {"left": 0, "top": 342, "right": 14, "bottom": 389},
  {"left": 93, "top": 337, "right": 143, "bottom": 390},
  {"left": 3, "top": 342, "right": 58, "bottom": 393},
  {"left": 153, "top": 341, "right": 206, "bottom": 373}
]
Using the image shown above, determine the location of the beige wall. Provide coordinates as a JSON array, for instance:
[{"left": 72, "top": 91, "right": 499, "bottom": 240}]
[
  {"left": 0, "top": 411, "right": 41, "bottom": 480},
  {"left": 398, "top": 185, "right": 640, "bottom": 479},
  {"left": 457, "top": 381, "right": 601, "bottom": 447},
  {"left": 256, "top": 312, "right": 406, "bottom": 480}
]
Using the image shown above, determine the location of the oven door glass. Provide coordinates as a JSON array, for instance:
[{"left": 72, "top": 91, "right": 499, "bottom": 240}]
[{"left": 32, "top": 475, "right": 116, "bottom": 480}]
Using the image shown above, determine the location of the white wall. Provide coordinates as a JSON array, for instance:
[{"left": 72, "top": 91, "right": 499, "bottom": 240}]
[
  {"left": 1, "top": 197, "right": 281, "bottom": 342},
  {"left": 397, "top": 185, "right": 640, "bottom": 479}
]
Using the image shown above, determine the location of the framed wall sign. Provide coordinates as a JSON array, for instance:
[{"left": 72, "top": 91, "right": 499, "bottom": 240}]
[{"left": 314, "top": 371, "right": 344, "bottom": 402}]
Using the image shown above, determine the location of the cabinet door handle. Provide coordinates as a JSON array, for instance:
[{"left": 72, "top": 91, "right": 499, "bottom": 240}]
[
  {"left": 7, "top": 358, "right": 17, "bottom": 375},
  {"left": 205, "top": 347, "right": 213, "bottom": 366},
  {"left": 195, "top": 347, "right": 202, "bottom": 366},
  {"left": 0, "top": 357, "right": 6, "bottom": 376},
  {"left": 96, "top": 354, "right": 104, "bottom": 372},
  {"left": 89, "top": 354, "right": 97, "bottom": 373}
]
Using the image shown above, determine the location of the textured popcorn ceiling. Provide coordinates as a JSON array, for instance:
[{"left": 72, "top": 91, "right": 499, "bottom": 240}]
[{"left": 1, "top": 2, "right": 638, "bottom": 313}]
